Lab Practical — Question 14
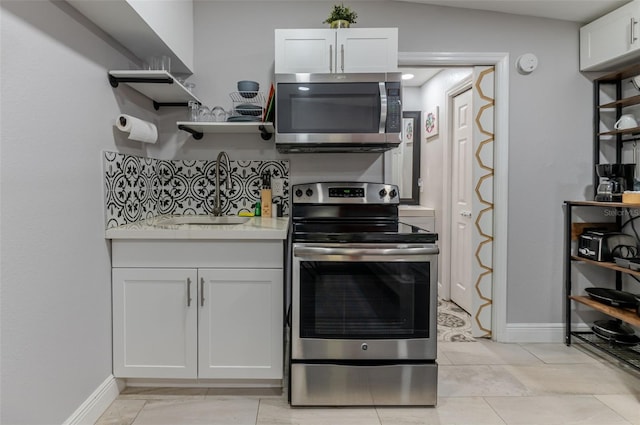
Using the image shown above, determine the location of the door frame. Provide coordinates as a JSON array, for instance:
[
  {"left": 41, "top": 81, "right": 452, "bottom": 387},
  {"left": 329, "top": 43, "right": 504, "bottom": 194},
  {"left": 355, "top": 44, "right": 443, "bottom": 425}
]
[
  {"left": 398, "top": 52, "right": 509, "bottom": 341},
  {"left": 443, "top": 79, "right": 473, "bottom": 307}
]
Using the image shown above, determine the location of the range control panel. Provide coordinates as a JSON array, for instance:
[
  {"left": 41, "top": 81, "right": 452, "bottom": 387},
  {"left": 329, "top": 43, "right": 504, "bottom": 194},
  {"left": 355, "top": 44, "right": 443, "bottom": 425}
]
[
  {"left": 292, "top": 182, "right": 399, "bottom": 204},
  {"left": 328, "top": 187, "right": 365, "bottom": 198}
]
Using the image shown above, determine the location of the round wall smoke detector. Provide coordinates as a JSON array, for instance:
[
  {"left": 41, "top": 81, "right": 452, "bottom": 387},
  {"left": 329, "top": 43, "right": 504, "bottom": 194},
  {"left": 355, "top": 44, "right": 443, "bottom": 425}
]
[{"left": 516, "top": 53, "right": 538, "bottom": 74}]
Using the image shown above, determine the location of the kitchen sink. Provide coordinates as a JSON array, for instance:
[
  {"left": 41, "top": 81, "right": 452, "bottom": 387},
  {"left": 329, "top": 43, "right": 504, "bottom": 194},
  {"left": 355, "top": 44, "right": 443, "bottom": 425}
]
[{"left": 158, "top": 216, "right": 250, "bottom": 226}]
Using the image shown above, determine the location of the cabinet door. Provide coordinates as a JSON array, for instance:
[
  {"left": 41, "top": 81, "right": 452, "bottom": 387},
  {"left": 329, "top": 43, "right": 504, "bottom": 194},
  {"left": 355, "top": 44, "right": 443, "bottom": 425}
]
[
  {"left": 580, "top": 1, "right": 640, "bottom": 70},
  {"left": 338, "top": 28, "right": 398, "bottom": 72},
  {"left": 112, "top": 268, "right": 198, "bottom": 379},
  {"left": 275, "top": 29, "right": 335, "bottom": 73},
  {"left": 198, "top": 268, "right": 283, "bottom": 379}
]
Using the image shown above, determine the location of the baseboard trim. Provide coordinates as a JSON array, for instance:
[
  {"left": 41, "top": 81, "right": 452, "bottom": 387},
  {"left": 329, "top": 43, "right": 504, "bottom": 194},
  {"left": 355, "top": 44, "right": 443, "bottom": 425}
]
[
  {"left": 503, "top": 323, "right": 591, "bottom": 343},
  {"left": 63, "top": 375, "right": 122, "bottom": 425}
]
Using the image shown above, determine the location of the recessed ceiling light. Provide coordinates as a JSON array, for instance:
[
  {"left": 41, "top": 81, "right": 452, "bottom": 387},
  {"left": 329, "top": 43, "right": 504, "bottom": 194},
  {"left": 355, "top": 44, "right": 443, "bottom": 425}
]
[{"left": 402, "top": 73, "right": 415, "bottom": 80}]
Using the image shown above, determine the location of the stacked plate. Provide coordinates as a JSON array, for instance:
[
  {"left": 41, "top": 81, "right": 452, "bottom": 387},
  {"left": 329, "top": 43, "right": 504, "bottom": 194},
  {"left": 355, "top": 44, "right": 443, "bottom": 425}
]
[
  {"left": 227, "top": 115, "right": 261, "bottom": 122},
  {"left": 235, "top": 103, "right": 263, "bottom": 116}
]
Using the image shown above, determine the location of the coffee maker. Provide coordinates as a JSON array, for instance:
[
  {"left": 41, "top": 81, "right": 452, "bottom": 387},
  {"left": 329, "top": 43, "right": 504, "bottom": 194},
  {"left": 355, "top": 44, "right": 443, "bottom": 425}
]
[{"left": 595, "top": 163, "right": 636, "bottom": 201}]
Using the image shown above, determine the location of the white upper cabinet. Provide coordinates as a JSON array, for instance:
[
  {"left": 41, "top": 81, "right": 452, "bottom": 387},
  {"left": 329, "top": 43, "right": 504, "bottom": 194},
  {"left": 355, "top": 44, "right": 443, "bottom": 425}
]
[
  {"left": 67, "top": 0, "right": 195, "bottom": 74},
  {"left": 275, "top": 28, "right": 398, "bottom": 74},
  {"left": 580, "top": 0, "right": 640, "bottom": 71}
]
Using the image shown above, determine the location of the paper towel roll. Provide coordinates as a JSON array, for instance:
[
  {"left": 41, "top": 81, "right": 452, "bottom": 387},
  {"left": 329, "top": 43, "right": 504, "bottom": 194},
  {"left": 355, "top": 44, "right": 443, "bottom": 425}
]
[{"left": 116, "top": 114, "right": 158, "bottom": 144}]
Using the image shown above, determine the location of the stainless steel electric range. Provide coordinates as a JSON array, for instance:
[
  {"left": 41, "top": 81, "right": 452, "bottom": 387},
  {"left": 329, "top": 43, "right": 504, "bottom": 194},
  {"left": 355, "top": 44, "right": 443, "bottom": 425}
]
[{"left": 287, "top": 182, "right": 439, "bottom": 406}]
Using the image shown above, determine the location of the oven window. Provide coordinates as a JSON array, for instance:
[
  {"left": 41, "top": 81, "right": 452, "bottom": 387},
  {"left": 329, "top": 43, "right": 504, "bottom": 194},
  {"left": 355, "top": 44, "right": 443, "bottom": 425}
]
[{"left": 299, "top": 261, "right": 430, "bottom": 339}]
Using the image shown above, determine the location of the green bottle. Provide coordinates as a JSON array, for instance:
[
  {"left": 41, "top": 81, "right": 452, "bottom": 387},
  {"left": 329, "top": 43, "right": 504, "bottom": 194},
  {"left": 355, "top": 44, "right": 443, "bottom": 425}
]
[{"left": 255, "top": 201, "right": 261, "bottom": 216}]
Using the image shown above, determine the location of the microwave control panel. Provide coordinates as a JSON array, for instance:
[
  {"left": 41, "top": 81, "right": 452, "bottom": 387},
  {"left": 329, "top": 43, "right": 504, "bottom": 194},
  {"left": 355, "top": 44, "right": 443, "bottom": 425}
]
[{"left": 386, "top": 82, "right": 402, "bottom": 133}]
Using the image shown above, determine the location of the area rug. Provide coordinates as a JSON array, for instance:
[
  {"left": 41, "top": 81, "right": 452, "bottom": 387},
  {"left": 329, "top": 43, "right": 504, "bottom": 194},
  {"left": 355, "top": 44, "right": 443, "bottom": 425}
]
[{"left": 437, "top": 298, "right": 476, "bottom": 342}]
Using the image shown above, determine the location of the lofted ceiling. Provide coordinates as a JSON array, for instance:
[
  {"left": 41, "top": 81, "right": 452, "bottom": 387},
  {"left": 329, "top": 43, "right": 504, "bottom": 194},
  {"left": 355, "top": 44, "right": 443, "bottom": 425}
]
[
  {"left": 251, "top": 0, "right": 631, "bottom": 24},
  {"left": 395, "top": 0, "right": 630, "bottom": 23}
]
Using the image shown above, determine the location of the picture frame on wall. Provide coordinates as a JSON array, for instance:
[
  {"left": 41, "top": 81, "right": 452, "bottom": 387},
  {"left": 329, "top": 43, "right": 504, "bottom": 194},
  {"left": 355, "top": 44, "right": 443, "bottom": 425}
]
[{"left": 424, "top": 106, "right": 439, "bottom": 138}]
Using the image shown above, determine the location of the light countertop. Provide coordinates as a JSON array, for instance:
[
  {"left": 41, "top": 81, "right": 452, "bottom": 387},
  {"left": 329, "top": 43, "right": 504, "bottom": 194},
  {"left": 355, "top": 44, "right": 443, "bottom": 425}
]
[
  {"left": 399, "top": 205, "right": 435, "bottom": 217},
  {"left": 105, "top": 215, "right": 290, "bottom": 240}
]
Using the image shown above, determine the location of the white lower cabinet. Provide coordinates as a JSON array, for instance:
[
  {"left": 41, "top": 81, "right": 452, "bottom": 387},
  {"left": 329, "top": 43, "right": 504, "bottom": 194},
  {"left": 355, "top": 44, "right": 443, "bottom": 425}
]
[
  {"left": 111, "top": 240, "right": 284, "bottom": 381},
  {"left": 113, "top": 268, "right": 198, "bottom": 379},
  {"left": 197, "top": 268, "right": 283, "bottom": 379}
]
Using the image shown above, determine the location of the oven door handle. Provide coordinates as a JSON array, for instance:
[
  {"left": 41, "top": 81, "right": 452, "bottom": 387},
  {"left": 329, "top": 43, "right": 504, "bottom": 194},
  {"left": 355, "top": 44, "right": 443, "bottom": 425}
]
[{"left": 294, "top": 245, "right": 439, "bottom": 259}]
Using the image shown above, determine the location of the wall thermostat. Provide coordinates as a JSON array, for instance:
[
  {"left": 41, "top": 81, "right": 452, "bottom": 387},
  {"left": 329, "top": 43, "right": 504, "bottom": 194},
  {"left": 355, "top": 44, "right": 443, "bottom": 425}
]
[{"left": 516, "top": 53, "right": 538, "bottom": 74}]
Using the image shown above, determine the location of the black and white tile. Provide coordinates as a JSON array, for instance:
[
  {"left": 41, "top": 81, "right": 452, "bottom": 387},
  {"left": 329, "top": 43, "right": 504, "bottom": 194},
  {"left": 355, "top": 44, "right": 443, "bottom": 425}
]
[{"left": 103, "top": 152, "right": 290, "bottom": 228}]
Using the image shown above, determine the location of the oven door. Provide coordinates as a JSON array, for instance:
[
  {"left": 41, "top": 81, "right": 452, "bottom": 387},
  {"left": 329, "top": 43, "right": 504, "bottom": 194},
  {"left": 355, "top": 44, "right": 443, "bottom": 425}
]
[{"left": 291, "top": 243, "right": 439, "bottom": 361}]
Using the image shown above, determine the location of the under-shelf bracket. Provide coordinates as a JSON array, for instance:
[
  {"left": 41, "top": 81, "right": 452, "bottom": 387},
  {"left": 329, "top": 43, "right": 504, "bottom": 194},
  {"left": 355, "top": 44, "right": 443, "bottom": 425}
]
[
  {"left": 153, "top": 101, "right": 189, "bottom": 111},
  {"left": 259, "top": 125, "right": 273, "bottom": 141},
  {"left": 178, "top": 125, "right": 203, "bottom": 140},
  {"left": 108, "top": 74, "right": 173, "bottom": 88}
]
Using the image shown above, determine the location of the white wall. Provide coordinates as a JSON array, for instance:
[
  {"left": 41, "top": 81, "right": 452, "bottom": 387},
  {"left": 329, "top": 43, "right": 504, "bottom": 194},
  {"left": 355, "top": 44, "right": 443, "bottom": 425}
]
[{"left": 0, "top": 1, "right": 147, "bottom": 423}]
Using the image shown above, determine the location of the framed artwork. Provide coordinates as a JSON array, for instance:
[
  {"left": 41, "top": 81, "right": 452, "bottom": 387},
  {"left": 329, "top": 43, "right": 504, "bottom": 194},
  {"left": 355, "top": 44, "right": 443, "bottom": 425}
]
[{"left": 424, "top": 106, "right": 439, "bottom": 138}]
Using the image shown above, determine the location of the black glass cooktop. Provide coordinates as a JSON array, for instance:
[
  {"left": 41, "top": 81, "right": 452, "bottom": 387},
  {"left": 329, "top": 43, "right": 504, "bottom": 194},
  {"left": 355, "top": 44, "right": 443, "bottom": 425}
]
[{"left": 292, "top": 221, "right": 438, "bottom": 243}]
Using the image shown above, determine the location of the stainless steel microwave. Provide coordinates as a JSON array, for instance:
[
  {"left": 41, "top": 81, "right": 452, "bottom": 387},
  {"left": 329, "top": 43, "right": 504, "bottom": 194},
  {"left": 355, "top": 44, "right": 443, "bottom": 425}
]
[{"left": 275, "top": 73, "right": 402, "bottom": 153}]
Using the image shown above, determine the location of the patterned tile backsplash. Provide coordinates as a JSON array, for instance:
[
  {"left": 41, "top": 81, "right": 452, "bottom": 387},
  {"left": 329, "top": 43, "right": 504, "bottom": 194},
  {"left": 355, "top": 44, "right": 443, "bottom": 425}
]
[{"left": 103, "top": 151, "right": 289, "bottom": 228}]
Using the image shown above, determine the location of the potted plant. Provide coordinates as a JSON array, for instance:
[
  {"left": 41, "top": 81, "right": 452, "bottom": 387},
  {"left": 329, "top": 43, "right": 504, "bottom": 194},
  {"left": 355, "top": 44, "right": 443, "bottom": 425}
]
[{"left": 323, "top": 3, "right": 358, "bottom": 28}]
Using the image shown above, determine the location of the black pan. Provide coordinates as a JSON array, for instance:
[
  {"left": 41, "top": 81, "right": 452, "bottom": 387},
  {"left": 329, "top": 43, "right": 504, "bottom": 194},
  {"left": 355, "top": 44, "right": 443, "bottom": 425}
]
[
  {"left": 585, "top": 287, "right": 639, "bottom": 309},
  {"left": 592, "top": 320, "right": 639, "bottom": 346}
]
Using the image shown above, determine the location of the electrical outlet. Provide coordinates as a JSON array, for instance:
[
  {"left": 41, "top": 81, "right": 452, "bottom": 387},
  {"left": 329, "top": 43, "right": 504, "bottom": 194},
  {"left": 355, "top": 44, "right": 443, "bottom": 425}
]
[{"left": 272, "top": 178, "right": 285, "bottom": 197}]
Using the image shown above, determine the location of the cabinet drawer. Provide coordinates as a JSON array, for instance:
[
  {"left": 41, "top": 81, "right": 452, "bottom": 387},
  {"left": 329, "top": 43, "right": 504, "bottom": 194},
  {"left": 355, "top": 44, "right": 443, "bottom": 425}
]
[{"left": 112, "top": 240, "right": 284, "bottom": 268}]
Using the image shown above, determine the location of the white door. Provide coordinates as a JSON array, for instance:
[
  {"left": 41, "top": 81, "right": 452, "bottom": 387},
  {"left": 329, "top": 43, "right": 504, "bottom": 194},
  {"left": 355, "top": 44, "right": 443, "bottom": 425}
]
[
  {"left": 198, "top": 268, "right": 283, "bottom": 379},
  {"left": 112, "top": 268, "right": 198, "bottom": 379},
  {"left": 450, "top": 89, "right": 473, "bottom": 313}
]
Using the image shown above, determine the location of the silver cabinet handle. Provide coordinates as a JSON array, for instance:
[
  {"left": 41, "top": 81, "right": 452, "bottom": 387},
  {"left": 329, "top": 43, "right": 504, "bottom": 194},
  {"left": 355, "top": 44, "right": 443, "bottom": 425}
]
[
  {"left": 186, "top": 277, "right": 192, "bottom": 307},
  {"left": 632, "top": 18, "right": 638, "bottom": 44},
  {"left": 200, "top": 277, "right": 205, "bottom": 307},
  {"left": 329, "top": 44, "right": 333, "bottom": 72},
  {"left": 340, "top": 44, "right": 344, "bottom": 72}
]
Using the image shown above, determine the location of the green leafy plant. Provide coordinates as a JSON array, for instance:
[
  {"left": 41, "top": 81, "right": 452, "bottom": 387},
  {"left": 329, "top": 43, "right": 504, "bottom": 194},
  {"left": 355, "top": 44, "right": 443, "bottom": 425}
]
[{"left": 323, "top": 3, "right": 358, "bottom": 25}]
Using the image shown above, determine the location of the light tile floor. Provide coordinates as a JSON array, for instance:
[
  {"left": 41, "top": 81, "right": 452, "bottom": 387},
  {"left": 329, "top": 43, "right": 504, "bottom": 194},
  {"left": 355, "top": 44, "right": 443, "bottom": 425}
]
[{"left": 96, "top": 340, "right": 640, "bottom": 425}]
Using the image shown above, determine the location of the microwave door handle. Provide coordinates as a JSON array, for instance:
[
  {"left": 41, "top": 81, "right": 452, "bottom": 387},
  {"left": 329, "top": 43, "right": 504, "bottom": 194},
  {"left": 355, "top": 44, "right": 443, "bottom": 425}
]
[{"left": 379, "top": 82, "right": 387, "bottom": 133}]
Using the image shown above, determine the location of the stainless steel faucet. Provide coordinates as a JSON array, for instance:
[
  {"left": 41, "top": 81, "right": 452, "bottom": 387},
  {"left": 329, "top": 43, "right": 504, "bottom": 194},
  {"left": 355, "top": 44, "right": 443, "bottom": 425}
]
[{"left": 213, "top": 151, "right": 231, "bottom": 216}]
